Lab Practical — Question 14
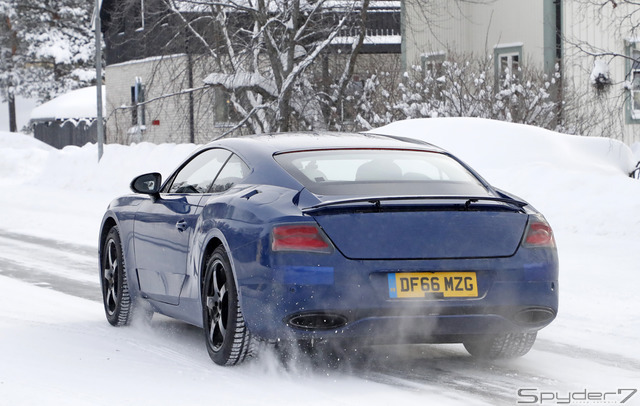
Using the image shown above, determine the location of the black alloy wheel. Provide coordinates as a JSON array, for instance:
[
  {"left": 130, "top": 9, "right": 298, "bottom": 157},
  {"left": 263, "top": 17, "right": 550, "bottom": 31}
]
[
  {"left": 101, "top": 226, "right": 132, "bottom": 326},
  {"left": 202, "top": 246, "right": 254, "bottom": 366}
]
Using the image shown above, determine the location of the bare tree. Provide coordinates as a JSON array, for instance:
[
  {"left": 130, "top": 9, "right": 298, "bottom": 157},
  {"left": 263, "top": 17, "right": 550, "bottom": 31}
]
[
  {"left": 103, "top": 0, "right": 373, "bottom": 140},
  {"left": 556, "top": 0, "right": 640, "bottom": 141}
]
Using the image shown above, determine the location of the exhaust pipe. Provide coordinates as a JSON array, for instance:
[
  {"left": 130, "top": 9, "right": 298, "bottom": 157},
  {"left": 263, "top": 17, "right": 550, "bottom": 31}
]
[
  {"left": 287, "top": 312, "right": 348, "bottom": 330},
  {"left": 513, "top": 307, "right": 556, "bottom": 326}
]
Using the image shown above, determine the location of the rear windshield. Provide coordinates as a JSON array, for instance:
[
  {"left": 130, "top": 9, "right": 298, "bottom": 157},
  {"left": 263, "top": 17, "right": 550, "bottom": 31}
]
[{"left": 274, "top": 149, "right": 489, "bottom": 196}]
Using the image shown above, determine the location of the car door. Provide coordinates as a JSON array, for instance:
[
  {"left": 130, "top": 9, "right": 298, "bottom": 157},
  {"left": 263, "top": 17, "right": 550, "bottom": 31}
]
[{"left": 133, "top": 148, "right": 232, "bottom": 304}]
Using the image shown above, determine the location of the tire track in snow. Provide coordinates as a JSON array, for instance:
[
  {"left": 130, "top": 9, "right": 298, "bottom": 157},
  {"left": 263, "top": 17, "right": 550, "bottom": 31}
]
[
  {"left": 0, "top": 229, "right": 100, "bottom": 301},
  {"left": 340, "top": 345, "right": 558, "bottom": 405},
  {"left": 536, "top": 338, "right": 640, "bottom": 372}
]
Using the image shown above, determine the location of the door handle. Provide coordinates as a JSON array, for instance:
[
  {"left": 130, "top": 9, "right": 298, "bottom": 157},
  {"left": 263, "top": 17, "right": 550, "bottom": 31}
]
[{"left": 176, "top": 220, "right": 188, "bottom": 232}]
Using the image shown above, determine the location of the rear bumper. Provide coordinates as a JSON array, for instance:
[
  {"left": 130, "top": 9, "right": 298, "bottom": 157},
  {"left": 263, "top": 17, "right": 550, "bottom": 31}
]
[
  {"left": 242, "top": 283, "right": 557, "bottom": 342},
  {"left": 235, "top": 244, "right": 559, "bottom": 343},
  {"left": 296, "top": 310, "right": 556, "bottom": 345}
]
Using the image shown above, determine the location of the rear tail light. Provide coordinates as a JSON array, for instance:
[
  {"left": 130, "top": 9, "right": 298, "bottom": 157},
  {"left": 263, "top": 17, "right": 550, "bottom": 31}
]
[
  {"left": 523, "top": 216, "right": 556, "bottom": 247},
  {"left": 271, "top": 224, "right": 332, "bottom": 253}
]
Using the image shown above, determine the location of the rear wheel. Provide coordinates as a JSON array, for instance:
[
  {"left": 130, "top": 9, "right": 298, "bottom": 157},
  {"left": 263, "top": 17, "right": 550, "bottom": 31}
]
[
  {"left": 463, "top": 332, "right": 537, "bottom": 359},
  {"left": 202, "top": 246, "right": 254, "bottom": 366},
  {"left": 101, "top": 226, "right": 133, "bottom": 326}
]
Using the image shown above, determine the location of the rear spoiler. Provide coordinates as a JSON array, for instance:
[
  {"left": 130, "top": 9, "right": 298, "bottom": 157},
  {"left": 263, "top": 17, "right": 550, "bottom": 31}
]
[{"left": 302, "top": 195, "right": 528, "bottom": 214}]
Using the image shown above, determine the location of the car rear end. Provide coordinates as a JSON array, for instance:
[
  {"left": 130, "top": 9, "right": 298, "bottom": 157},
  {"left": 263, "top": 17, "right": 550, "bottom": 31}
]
[{"left": 238, "top": 145, "right": 558, "bottom": 345}]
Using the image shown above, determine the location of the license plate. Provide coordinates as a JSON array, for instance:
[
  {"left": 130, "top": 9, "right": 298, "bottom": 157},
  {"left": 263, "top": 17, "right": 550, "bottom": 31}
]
[{"left": 388, "top": 272, "right": 478, "bottom": 299}]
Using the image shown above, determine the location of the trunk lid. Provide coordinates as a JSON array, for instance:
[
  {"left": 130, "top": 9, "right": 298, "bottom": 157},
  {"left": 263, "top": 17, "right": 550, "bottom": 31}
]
[{"left": 311, "top": 206, "right": 528, "bottom": 260}]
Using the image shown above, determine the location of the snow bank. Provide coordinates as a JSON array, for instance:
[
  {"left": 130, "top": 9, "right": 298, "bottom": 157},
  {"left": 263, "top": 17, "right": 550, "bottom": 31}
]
[
  {"left": 3, "top": 117, "right": 640, "bottom": 245},
  {"left": 0, "top": 131, "right": 196, "bottom": 194},
  {"left": 373, "top": 118, "right": 640, "bottom": 240},
  {"left": 0, "top": 131, "right": 198, "bottom": 244},
  {"left": 373, "top": 117, "right": 636, "bottom": 176}
]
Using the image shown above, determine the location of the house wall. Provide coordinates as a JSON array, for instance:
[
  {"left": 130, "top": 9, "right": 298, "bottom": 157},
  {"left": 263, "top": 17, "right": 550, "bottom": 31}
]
[
  {"left": 402, "top": 0, "right": 640, "bottom": 145},
  {"left": 105, "top": 54, "right": 226, "bottom": 145},
  {"left": 105, "top": 52, "right": 404, "bottom": 143},
  {"left": 562, "top": 0, "right": 640, "bottom": 144},
  {"left": 403, "top": 0, "right": 546, "bottom": 69}
]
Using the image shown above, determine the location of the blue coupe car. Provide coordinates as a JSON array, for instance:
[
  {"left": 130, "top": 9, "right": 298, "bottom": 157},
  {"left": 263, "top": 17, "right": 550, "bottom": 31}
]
[{"left": 99, "top": 132, "right": 558, "bottom": 366}]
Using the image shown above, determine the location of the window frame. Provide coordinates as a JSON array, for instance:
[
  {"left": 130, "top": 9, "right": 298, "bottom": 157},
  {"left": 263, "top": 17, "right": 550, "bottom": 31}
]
[
  {"left": 162, "top": 148, "right": 232, "bottom": 194},
  {"left": 421, "top": 51, "right": 446, "bottom": 78},
  {"left": 210, "top": 154, "right": 251, "bottom": 193},
  {"left": 130, "top": 78, "right": 146, "bottom": 127},
  {"left": 626, "top": 41, "right": 640, "bottom": 123},
  {"left": 494, "top": 44, "right": 523, "bottom": 83}
]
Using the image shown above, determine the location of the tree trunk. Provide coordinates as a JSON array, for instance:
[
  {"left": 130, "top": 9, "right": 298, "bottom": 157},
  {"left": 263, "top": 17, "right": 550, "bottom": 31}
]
[{"left": 8, "top": 91, "right": 17, "bottom": 132}]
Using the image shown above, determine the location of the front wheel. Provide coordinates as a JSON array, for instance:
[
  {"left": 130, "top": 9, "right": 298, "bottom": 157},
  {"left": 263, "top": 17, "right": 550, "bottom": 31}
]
[
  {"left": 202, "top": 246, "right": 254, "bottom": 366},
  {"left": 101, "top": 226, "right": 133, "bottom": 326},
  {"left": 463, "top": 332, "right": 537, "bottom": 359}
]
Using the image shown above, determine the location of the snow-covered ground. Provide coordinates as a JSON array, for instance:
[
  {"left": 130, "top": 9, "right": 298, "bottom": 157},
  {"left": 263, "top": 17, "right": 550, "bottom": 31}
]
[{"left": 1, "top": 117, "right": 639, "bottom": 405}]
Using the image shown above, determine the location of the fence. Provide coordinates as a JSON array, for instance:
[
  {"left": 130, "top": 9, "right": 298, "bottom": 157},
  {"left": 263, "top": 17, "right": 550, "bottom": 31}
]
[{"left": 33, "top": 119, "right": 100, "bottom": 149}]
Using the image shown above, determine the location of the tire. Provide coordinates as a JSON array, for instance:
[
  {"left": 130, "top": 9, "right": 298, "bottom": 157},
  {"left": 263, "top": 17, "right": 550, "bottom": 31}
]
[
  {"left": 202, "top": 246, "right": 254, "bottom": 366},
  {"left": 101, "top": 226, "right": 133, "bottom": 326},
  {"left": 463, "top": 332, "right": 537, "bottom": 359}
]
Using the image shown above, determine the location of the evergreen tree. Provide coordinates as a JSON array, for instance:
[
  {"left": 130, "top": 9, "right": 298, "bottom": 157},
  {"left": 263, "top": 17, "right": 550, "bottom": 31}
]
[
  {"left": 0, "top": 0, "right": 21, "bottom": 131},
  {"left": 0, "top": 0, "right": 95, "bottom": 131}
]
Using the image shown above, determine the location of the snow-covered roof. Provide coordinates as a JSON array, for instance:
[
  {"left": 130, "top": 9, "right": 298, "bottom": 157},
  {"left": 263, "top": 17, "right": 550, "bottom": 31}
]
[
  {"left": 30, "top": 86, "right": 106, "bottom": 122},
  {"left": 332, "top": 34, "right": 401, "bottom": 45}
]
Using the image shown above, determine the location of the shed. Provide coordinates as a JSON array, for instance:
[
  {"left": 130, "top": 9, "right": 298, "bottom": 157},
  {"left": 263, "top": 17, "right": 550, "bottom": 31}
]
[{"left": 30, "top": 86, "right": 106, "bottom": 149}]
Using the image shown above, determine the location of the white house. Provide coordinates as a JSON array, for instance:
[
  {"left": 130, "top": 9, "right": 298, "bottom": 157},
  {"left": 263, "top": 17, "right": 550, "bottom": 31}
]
[{"left": 402, "top": 0, "right": 640, "bottom": 146}]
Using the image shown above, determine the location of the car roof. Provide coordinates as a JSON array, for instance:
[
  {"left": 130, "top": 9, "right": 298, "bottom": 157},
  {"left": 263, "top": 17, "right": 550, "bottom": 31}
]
[{"left": 204, "top": 132, "right": 446, "bottom": 156}]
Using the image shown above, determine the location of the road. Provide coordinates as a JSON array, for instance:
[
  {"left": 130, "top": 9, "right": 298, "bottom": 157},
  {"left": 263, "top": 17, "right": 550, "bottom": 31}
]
[{"left": 1, "top": 229, "right": 638, "bottom": 406}]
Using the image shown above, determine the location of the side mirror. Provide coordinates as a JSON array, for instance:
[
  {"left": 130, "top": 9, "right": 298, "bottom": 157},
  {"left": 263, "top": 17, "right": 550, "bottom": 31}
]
[{"left": 131, "top": 173, "right": 162, "bottom": 197}]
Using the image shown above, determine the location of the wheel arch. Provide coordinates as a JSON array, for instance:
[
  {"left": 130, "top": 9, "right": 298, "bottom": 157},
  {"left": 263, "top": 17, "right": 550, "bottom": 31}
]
[
  {"left": 198, "top": 232, "right": 243, "bottom": 307},
  {"left": 201, "top": 236, "right": 225, "bottom": 277},
  {"left": 98, "top": 213, "right": 140, "bottom": 301},
  {"left": 99, "top": 217, "right": 118, "bottom": 254}
]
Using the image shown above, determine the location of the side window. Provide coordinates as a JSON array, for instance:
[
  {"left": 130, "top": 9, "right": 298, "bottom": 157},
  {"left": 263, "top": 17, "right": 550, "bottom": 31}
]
[
  {"left": 211, "top": 154, "right": 250, "bottom": 193},
  {"left": 167, "top": 149, "right": 231, "bottom": 194}
]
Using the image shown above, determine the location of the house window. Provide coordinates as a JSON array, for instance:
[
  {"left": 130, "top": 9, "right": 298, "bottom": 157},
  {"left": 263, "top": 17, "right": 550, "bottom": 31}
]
[
  {"left": 131, "top": 78, "right": 146, "bottom": 127},
  {"left": 421, "top": 52, "right": 446, "bottom": 77},
  {"left": 629, "top": 49, "right": 640, "bottom": 120},
  {"left": 499, "top": 53, "right": 519, "bottom": 76},
  {"left": 214, "top": 88, "right": 237, "bottom": 126},
  {"left": 494, "top": 44, "right": 523, "bottom": 82}
]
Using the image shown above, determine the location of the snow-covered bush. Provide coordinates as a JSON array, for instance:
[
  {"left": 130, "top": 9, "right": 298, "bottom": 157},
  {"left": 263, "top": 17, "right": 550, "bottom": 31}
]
[{"left": 346, "top": 52, "right": 562, "bottom": 132}]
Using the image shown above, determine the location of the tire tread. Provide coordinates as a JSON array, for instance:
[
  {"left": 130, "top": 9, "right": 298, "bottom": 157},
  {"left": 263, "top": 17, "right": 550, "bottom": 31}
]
[{"left": 464, "top": 332, "right": 537, "bottom": 359}]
